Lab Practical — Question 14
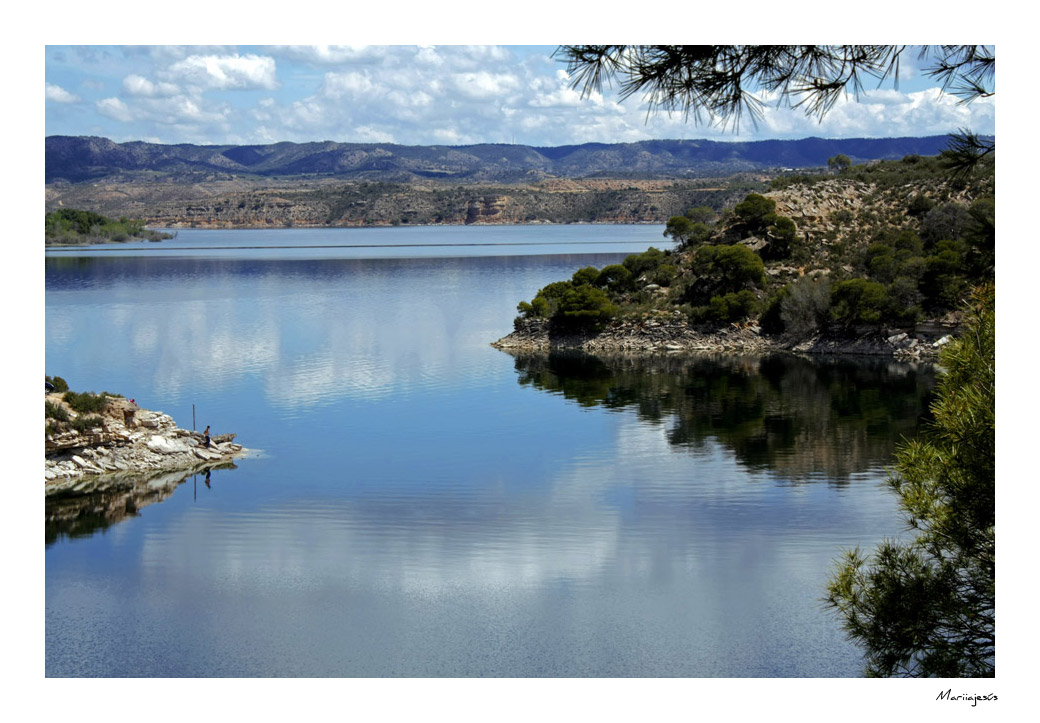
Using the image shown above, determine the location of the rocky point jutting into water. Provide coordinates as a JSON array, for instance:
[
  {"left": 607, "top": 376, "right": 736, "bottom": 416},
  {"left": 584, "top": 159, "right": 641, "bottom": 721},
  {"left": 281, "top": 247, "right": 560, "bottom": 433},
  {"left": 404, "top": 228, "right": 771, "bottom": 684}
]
[
  {"left": 492, "top": 315, "right": 954, "bottom": 359},
  {"left": 45, "top": 391, "right": 246, "bottom": 497}
]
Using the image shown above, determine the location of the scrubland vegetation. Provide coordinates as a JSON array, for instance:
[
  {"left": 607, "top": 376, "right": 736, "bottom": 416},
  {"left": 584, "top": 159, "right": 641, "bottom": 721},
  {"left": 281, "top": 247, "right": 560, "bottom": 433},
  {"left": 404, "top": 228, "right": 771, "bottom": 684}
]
[
  {"left": 45, "top": 208, "right": 174, "bottom": 245},
  {"left": 515, "top": 152, "right": 995, "bottom": 340}
]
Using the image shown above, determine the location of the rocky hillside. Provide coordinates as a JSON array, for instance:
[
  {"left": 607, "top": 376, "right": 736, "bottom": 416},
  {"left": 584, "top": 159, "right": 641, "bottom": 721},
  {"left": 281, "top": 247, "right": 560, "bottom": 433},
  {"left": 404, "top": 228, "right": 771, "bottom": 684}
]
[
  {"left": 495, "top": 153, "right": 995, "bottom": 355},
  {"left": 44, "top": 134, "right": 964, "bottom": 229},
  {"left": 45, "top": 176, "right": 763, "bottom": 228}
]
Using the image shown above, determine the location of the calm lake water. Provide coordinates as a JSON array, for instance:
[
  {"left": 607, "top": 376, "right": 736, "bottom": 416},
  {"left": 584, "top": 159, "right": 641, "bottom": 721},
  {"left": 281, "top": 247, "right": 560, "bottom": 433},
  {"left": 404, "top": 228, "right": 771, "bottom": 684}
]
[{"left": 45, "top": 225, "right": 935, "bottom": 677}]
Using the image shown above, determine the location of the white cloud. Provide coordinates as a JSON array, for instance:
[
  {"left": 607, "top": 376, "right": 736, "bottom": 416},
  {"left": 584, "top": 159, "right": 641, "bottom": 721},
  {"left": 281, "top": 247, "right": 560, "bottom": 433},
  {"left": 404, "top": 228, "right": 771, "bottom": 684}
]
[
  {"left": 45, "top": 83, "right": 80, "bottom": 103},
  {"left": 164, "top": 54, "right": 279, "bottom": 91},
  {"left": 798, "top": 88, "right": 995, "bottom": 139},
  {"left": 450, "top": 71, "right": 521, "bottom": 100},
  {"left": 123, "top": 74, "right": 180, "bottom": 98},
  {"left": 273, "top": 45, "right": 386, "bottom": 65},
  {"left": 46, "top": 45, "right": 998, "bottom": 147},
  {"left": 320, "top": 71, "right": 382, "bottom": 98},
  {"left": 529, "top": 84, "right": 599, "bottom": 109},
  {"left": 164, "top": 96, "right": 229, "bottom": 124},
  {"left": 352, "top": 125, "right": 395, "bottom": 143},
  {"left": 96, "top": 97, "right": 133, "bottom": 122},
  {"left": 431, "top": 127, "right": 463, "bottom": 144}
]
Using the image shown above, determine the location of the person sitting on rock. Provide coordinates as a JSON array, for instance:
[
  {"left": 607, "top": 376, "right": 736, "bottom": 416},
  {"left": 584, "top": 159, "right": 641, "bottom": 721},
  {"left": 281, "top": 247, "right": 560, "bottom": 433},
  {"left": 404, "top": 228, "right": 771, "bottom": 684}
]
[{"left": 203, "top": 425, "right": 210, "bottom": 448}]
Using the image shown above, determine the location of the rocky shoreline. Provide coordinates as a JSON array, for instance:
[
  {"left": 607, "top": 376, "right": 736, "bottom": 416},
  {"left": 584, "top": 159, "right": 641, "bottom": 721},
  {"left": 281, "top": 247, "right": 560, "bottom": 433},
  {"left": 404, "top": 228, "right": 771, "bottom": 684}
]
[
  {"left": 45, "top": 394, "right": 247, "bottom": 497},
  {"left": 491, "top": 315, "right": 954, "bottom": 360}
]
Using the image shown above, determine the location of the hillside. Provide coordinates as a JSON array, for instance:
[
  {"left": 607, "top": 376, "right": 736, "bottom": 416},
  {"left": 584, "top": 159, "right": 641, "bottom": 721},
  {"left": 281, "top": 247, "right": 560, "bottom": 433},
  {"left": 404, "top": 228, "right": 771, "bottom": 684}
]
[
  {"left": 45, "top": 135, "right": 965, "bottom": 230},
  {"left": 494, "top": 152, "right": 995, "bottom": 357},
  {"left": 46, "top": 135, "right": 957, "bottom": 184},
  {"left": 45, "top": 175, "right": 765, "bottom": 229}
]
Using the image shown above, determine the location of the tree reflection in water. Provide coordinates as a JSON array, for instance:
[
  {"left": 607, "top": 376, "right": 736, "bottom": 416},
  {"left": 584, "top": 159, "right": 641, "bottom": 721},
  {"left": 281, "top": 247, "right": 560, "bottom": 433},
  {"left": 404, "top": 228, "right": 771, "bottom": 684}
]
[
  {"left": 45, "top": 462, "right": 237, "bottom": 546},
  {"left": 511, "top": 351, "right": 937, "bottom": 484}
]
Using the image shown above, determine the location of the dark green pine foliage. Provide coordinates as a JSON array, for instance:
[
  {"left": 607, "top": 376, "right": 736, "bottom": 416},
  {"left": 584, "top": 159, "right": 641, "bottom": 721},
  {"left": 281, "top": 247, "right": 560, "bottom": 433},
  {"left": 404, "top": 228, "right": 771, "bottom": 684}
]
[{"left": 826, "top": 285, "right": 994, "bottom": 677}]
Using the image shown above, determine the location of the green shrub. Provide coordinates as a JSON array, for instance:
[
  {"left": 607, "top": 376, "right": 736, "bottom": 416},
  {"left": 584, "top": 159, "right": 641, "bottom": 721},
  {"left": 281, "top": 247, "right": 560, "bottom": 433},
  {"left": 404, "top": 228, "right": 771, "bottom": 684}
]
[
  {"left": 63, "top": 391, "right": 110, "bottom": 414},
  {"left": 828, "top": 154, "right": 852, "bottom": 172},
  {"left": 907, "top": 193, "right": 935, "bottom": 218},
  {"left": 833, "top": 209, "right": 854, "bottom": 225},
  {"left": 893, "top": 229, "right": 923, "bottom": 254},
  {"left": 571, "top": 266, "right": 601, "bottom": 286},
  {"left": 708, "top": 290, "right": 758, "bottom": 322},
  {"left": 758, "top": 286, "right": 790, "bottom": 335},
  {"left": 652, "top": 264, "right": 678, "bottom": 287},
  {"left": 762, "top": 215, "right": 797, "bottom": 260},
  {"left": 830, "top": 279, "right": 889, "bottom": 326},
  {"left": 45, "top": 400, "right": 69, "bottom": 422},
  {"left": 517, "top": 271, "right": 619, "bottom": 330},
  {"left": 682, "top": 243, "right": 766, "bottom": 308},
  {"left": 46, "top": 209, "right": 173, "bottom": 244},
  {"left": 69, "top": 415, "right": 105, "bottom": 433},
  {"left": 865, "top": 243, "right": 898, "bottom": 283},
  {"left": 963, "top": 197, "right": 995, "bottom": 277},
  {"left": 596, "top": 264, "right": 633, "bottom": 293},
  {"left": 623, "top": 247, "right": 668, "bottom": 280},
  {"left": 733, "top": 193, "right": 777, "bottom": 231},
  {"left": 692, "top": 244, "right": 765, "bottom": 289},
  {"left": 781, "top": 276, "right": 832, "bottom": 337},
  {"left": 556, "top": 284, "right": 618, "bottom": 328},
  {"left": 885, "top": 277, "right": 923, "bottom": 325},
  {"left": 46, "top": 376, "right": 69, "bottom": 393},
  {"left": 920, "top": 240, "right": 968, "bottom": 310},
  {"left": 920, "top": 202, "right": 972, "bottom": 247},
  {"left": 685, "top": 206, "right": 716, "bottom": 224}
]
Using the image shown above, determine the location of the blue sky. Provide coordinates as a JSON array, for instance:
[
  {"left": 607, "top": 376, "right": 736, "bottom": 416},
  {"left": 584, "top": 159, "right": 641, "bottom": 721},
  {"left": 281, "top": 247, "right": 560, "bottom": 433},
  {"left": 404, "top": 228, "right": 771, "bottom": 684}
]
[{"left": 45, "top": 45, "right": 996, "bottom": 147}]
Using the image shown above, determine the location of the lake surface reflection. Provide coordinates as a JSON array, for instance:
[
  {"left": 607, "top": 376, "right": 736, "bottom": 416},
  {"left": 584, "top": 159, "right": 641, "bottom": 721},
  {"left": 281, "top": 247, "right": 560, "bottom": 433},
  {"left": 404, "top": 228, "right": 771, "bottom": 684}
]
[{"left": 45, "top": 227, "right": 935, "bottom": 677}]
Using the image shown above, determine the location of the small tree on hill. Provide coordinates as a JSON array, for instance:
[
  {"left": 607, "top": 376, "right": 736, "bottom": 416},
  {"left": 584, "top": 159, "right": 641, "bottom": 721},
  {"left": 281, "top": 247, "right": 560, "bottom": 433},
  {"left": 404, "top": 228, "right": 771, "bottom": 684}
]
[
  {"left": 664, "top": 216, "right": 712, "bottom": 249},
  {"left": 664, "top": 215, "right": 695, "bottom": 247},
  {"left": 828, "top": 154, "right": 852, "bottom": 172},
  {"left": 685, "top": 206, "right": 716, "bottom": 225},
  {"left": 733, "top": 193, "right": 777, "bottom": 232},
  {"left": 763, "top": 215, "right": 797, "bottom": 260}
]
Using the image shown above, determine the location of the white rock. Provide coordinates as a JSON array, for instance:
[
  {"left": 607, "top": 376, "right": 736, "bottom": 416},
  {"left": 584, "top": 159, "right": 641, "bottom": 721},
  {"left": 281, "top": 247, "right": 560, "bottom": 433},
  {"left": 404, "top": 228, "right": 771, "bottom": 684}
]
[
  {"left": 146, "top": 436, "right": 190, "bottom": 455},
  {"left": 137, "top": 412, "right": 161, "bottom": 428}
]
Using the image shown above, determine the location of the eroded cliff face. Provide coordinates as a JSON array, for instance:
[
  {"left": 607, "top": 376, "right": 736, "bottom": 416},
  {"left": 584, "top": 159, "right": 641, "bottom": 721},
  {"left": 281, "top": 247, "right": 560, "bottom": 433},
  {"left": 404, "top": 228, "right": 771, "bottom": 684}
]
[
  {"left": 46, "top": 177, "right": 751, "bottom": 229},
  {"left": 763, "top": 176, "right": 987, "bottom": 262}
]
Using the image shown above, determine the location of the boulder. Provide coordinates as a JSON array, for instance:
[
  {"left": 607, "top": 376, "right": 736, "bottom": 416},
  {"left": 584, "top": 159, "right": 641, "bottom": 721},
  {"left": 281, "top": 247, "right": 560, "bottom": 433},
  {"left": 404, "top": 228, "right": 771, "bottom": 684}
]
[{"left": 146, "top": 436, "right": 190, "bottom": 455}]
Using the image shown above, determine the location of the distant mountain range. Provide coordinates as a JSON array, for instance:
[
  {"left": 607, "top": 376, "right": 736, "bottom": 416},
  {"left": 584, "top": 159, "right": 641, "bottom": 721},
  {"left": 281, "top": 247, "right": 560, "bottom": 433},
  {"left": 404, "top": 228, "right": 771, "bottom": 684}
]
[{"left": 45, "top": 135, "right": 964, "bottom": 184}]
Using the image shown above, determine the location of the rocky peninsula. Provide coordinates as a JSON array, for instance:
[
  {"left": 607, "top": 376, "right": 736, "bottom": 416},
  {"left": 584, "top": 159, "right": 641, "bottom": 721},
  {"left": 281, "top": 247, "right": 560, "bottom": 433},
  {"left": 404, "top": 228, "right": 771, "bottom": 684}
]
[
  {"left": 492, "top": 152, "right": 990, "bottom": 361},
  {"left": 492, "top": 315, "right": 954, "bottom": 360},
  {"left": 45, "top": 392, "right": 247, "bottom": 497}
]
